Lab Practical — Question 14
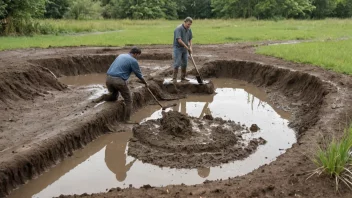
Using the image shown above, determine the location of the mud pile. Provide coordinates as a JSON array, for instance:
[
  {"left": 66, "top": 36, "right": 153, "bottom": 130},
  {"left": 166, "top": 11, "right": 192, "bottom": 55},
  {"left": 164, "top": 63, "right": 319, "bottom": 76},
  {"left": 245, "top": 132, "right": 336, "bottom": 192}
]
[
  {"left": 128, "top": 111, "right": 266, "bottom": 168},
  {"left": 160, "top": 111, "right": 193, "bottom": 138}
]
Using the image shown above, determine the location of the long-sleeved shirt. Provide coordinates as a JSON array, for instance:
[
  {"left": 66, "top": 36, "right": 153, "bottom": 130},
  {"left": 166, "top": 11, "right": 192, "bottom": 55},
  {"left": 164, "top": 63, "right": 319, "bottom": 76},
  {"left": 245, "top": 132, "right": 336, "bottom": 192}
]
[{"left": 107, "top": 54, "right": 143, "bottom": 81}]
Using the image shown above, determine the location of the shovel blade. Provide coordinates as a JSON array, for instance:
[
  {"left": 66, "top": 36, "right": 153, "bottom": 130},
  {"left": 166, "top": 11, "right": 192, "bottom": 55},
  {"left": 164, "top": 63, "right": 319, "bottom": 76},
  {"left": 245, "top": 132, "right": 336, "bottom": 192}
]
[{"left": 196, "top": 76, "right": 203, "bottom": 84}]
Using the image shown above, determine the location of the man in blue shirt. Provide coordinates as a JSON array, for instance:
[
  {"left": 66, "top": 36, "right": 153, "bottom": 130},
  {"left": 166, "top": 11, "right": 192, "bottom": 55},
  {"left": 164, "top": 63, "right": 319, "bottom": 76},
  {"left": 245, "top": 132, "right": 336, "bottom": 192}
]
[
  {"left": 173, "top": 17, "right": 193, "bottom": 82},
  {"left": 97, "top": 47, "right": 148, "bottom": 124}
]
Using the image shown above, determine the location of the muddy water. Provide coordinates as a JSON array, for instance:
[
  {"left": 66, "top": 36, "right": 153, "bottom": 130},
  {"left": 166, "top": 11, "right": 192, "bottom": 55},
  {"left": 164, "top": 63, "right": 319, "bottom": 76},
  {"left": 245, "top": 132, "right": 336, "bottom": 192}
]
[{"left": 9, "top": 78, "right": 295, "bottom": 198}]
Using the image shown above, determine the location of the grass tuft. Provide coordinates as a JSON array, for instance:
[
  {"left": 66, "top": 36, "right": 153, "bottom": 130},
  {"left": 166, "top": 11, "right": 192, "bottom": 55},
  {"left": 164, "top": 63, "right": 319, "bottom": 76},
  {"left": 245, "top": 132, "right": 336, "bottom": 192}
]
[{"left": 308, "top": 125, "right": 352, "bottom": 191}]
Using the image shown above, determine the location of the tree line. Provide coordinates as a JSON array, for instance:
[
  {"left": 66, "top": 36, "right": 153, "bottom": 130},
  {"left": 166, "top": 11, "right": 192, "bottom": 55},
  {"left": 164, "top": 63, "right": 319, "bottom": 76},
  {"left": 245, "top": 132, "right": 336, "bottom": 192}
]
[{"left": 1, "top": 0, "right": 352, "bottom": 35}]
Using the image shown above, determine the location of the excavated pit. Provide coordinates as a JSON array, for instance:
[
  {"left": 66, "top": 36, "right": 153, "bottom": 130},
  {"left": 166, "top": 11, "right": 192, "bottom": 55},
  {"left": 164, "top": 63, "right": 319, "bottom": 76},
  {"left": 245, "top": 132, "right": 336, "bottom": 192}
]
[
  {"left": 8, "top": 77, "right": 295, "bottom": 198},
  {"left": 2, "top": 46, "right": 350, "bottom": 198}
]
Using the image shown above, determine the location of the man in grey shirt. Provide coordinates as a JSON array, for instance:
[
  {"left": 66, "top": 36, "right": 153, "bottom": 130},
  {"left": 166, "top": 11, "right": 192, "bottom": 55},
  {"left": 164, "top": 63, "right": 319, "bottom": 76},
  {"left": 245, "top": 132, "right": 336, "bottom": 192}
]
[
  {"left": 173, "top": 17, "right": 193, "bottom": 82},
  {"left": 95, "top": 47, "right": 148, "bottom": 124}
]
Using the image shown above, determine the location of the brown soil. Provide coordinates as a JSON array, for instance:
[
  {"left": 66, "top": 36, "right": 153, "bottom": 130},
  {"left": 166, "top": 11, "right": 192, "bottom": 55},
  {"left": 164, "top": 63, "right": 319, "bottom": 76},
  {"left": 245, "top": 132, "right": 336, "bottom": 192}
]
[
  {"left": 160, "top": 111, "right": 193, "bottom": 138},
  {"left": 128, "top": 111, "right": 265, "bottom": 168},
  {"left": 0, "top": 43, "right": 351, "bottom": 198}
]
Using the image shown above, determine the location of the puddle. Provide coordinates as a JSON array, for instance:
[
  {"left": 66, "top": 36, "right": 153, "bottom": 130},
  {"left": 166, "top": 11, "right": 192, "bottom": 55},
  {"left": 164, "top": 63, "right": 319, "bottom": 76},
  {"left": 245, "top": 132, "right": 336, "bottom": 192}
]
[
  {"left": 9, "top": 78, "right": 296, "bottom": 198},
  {"left": 268, "top": 40, "right": 304, "bottom": 46}
]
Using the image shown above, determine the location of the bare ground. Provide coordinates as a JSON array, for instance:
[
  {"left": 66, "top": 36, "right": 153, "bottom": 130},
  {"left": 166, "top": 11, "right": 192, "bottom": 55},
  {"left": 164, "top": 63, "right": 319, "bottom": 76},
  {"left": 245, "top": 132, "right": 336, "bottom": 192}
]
[{"left": 0, "top": 42, "right": 351, "bottom": 198}]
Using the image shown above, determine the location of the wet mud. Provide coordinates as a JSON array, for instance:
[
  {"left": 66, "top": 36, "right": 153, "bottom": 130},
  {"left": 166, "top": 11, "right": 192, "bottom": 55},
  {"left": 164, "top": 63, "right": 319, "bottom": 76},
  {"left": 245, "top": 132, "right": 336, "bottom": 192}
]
[
  {"left": 0, "top": 44, "right": 352, "bottom": 198},
  {"left": 129, "top": 111, "right": 266, "bottom": 168},
  {"left": 8, "top": 78, "right": 295, "bottom": 198}
]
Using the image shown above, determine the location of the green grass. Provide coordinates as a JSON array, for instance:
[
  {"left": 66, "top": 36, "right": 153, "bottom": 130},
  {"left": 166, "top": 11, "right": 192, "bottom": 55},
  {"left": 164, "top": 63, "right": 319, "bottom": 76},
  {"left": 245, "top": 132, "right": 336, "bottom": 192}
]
[
  {"left": 2, "top": 19, "right": 352, "bottom": 50},
  {"left": 257, "top": 39, "right": 352, "bottom": 75},
  {"left": 309, "top": 125, "right": 352, "bottom": 191}
]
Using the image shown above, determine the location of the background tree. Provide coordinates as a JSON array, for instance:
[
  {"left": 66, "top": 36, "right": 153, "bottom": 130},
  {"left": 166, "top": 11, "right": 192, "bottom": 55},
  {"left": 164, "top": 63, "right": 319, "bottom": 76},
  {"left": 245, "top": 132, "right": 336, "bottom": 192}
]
[
  {"left": 45, "top": 0, "right": 70, "bottom": 19},
  {"left": 176, "top": 0, "right": 212, "bottom": 19},
  {"left": 102, "top": 0, "right": 177, "bottom": 19},
  {"left": 0, "top": 0, "right": 47, "bottom": 35},
  {"left": 64, "top": 0, "right": 102, "bottom": 19},
  {"left": 312, "top": 0, "right": 337, "bottom": 18},
  {"left": 333, "top": 0, "right": 352, "bottom": 17},
  {"left": 254, "top": 0, "right": 315, "bottom": 19}
]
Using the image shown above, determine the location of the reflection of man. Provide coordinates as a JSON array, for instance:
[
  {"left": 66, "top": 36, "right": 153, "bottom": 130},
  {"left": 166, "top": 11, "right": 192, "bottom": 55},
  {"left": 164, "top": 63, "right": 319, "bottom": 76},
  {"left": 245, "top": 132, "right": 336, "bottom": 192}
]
[
  {"left": 105, "top": 133, "right": 136, "bottom": 182},
  {"left": 197, "top": 167, "right": 210, "bottom": 178},
  {"left": 173, "top": 94, "right": 214, "bottom": 118},
  {"left": 199, "top": 102, "right": 212, "bottom": 119}
]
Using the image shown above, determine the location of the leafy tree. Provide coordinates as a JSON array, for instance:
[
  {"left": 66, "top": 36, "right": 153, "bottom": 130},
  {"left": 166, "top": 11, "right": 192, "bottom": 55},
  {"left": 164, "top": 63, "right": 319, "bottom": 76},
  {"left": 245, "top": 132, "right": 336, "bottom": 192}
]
[
  {"left": 211, "top": 0, "right": 315, "bottom": 19},
  {"left": 0, "top": 1, "right": 7, "bottom": 18},
  {"left": 45, "top": 0, "right": 70, "bottom": 19},
  {"left": 102, "top": 0, "right": 177, "bottom": 19},
  {"left": 0, "top": 0, "right": 47, "bottom": 35},
  {"left": 211, "top": 0, "right": 240, "bottom": 18},
  {"left": 211, "top": 0, "right": 259, "bottom": 18},
  {"left": 312, "top": 0, "right": 337, "bottom": 18},
  {"left": 65, "top": 0, "right": 102, "bottom": 19},
  {"left": 162, "top": 0, "right": 178, "bottom": 19},
  {"left": 176, "top": 0, "right": 212, "bottom": 19},
  {"left": 334, "top": 0, "right": 352, "bottom": 17},
  {"left": 255, "top": 0, "right": 315, "bottom": 19}
]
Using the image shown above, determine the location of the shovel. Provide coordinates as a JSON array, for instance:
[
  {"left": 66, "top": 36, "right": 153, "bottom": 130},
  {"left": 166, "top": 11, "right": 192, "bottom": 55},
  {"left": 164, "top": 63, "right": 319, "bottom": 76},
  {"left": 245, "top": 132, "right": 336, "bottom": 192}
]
[
  {"left": 147, "top": 87, "right": 177, "bottom": 110},
  {"left": 189, "top": 54, "right": 204, "bottom": 84}
]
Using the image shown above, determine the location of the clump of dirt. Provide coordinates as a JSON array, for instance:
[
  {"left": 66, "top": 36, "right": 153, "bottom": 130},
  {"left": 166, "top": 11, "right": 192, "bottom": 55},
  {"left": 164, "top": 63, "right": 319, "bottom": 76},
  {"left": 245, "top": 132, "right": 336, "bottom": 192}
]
[
  {"left": 250, "top": 124, "right": 260, "bottom": 132},
  {"left": 128, "top": 112, "right": 266, "bottom": 168},
  {"left": 160, "top": 111, "right": 193, "bottom": 138}
]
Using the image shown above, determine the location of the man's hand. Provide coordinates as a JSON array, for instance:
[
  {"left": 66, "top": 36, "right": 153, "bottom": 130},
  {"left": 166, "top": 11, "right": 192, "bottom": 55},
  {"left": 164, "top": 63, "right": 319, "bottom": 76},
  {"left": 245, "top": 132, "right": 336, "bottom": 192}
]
[
  {"left": 144, "top": 82, "right": 149, "bottom": 88},
  {"left": 188, "top": 47, "right": 193, "bottom": 55}
]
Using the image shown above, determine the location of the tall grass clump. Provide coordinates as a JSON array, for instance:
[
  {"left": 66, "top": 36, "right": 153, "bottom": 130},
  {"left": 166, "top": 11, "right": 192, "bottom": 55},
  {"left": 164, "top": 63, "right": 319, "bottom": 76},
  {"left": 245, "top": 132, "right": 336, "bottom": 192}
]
[{"left": 309, "top": 125, "right": 352, "bottom": 191}]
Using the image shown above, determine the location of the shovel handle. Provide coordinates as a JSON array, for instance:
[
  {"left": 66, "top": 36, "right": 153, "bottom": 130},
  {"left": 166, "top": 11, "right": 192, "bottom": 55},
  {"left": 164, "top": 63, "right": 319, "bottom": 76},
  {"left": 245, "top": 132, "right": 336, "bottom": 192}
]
[
  {"left": 147, "top": 87, "right": 163, "bottom": 109},
  {"left": 190, "top": 54, "right": 201, "bottom": 76}
]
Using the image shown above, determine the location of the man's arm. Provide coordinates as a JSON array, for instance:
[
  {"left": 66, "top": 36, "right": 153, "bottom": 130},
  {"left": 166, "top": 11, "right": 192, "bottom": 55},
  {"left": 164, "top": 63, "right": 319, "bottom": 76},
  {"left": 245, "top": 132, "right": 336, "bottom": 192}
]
[
  {"left": 131, "top": 61, "right": 148, "bottom": 86},
  {"left": 178, "top": 38, "right": 191, "bottom": 54}
]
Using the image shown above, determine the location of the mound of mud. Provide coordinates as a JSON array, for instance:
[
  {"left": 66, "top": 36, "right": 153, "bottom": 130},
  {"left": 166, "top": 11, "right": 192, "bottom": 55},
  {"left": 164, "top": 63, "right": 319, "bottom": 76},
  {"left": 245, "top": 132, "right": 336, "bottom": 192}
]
[
  {"left": 128, "top": 111, "right": 266, "bottom": 168},
  {"left": 160, "top": 111, "right": 193, "bottom": 138}
]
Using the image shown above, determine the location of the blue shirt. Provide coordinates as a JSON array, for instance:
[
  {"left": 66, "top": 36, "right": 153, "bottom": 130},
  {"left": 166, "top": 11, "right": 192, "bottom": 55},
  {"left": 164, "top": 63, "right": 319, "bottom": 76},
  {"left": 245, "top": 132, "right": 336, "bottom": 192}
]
[{"left": 107, "top": 54, "right": 143, "bottom": 81}]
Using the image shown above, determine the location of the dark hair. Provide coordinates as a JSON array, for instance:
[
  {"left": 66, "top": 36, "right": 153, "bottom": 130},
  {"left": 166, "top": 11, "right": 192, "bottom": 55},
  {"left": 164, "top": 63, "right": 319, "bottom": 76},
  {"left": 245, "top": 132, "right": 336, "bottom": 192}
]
[
  {"left": 184, "top": 17, "right": 193, "bottom": 23},
  {"left": 130, "top": 46, "right": 141, "bottom": 55}
]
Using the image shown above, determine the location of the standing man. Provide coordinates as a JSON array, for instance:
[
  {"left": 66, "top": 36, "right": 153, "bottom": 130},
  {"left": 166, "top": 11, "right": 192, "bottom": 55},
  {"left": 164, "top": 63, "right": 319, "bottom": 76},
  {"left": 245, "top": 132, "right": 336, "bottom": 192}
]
[
  {"left": 97, "top": 46, "right": 148, "bottom": 124},
  {"left": 173, "top": 17, "right": 193, "bottom": 82}
]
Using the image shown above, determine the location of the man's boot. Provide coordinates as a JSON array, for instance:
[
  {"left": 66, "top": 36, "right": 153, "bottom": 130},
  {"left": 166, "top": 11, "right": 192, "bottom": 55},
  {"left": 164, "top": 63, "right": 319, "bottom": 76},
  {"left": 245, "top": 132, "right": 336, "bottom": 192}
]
[
  {"left": 181, "top": 67, "right": 189, "bottom": 81},
  {"left": 173, "top": 68, "right": 178, "bottom": 83}
]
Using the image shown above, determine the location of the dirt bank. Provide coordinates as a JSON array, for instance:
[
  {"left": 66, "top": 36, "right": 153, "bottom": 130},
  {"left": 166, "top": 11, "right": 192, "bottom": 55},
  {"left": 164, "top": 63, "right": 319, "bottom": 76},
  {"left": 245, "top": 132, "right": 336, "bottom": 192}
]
[
  {"left": 0, "top": 44, "right": 351, "bottom": 198},
  {"left": 128, "top": 111, "right": 265, "bottom": 168}
]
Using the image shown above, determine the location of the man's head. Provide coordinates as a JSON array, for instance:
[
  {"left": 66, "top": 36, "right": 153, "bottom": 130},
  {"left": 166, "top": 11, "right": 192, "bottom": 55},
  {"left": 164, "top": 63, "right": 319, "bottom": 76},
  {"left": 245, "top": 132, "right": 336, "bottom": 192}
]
[
  {"left": 183, "top": 17, "right": 193, "bottom": 29},
  {"left": 129, "top": 46, "right": 142, "bottom": 58}
]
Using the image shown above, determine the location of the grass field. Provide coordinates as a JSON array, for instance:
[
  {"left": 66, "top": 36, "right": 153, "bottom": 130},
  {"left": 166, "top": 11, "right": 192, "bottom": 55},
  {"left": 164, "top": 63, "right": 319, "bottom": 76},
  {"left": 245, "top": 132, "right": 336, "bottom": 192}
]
[
  {"left": 1, "top": 19, "right": 352, "bottom": 50},
  {"left": 1, "top": 19, "right": 352, "bottom": 75},
  {"left": 257, "top": 39, "right": 352, "bottom": 75}
]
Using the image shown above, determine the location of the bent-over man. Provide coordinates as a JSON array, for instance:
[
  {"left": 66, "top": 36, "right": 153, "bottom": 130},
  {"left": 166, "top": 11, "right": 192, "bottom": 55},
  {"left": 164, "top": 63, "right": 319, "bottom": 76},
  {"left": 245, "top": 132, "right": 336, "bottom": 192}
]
[{"left": 97, "top": 46, "right": 148, "bottom": 124}]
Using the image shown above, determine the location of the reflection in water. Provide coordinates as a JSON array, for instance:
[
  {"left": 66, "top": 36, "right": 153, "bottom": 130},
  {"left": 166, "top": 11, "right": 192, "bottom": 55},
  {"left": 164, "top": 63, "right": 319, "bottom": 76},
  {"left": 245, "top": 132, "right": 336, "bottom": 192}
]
[
  {"left": 9, "top": 78, "right": 295, "bottom": 198},
  {"left": 105, "top": 132, "right": 135, "bottom": 182}
]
